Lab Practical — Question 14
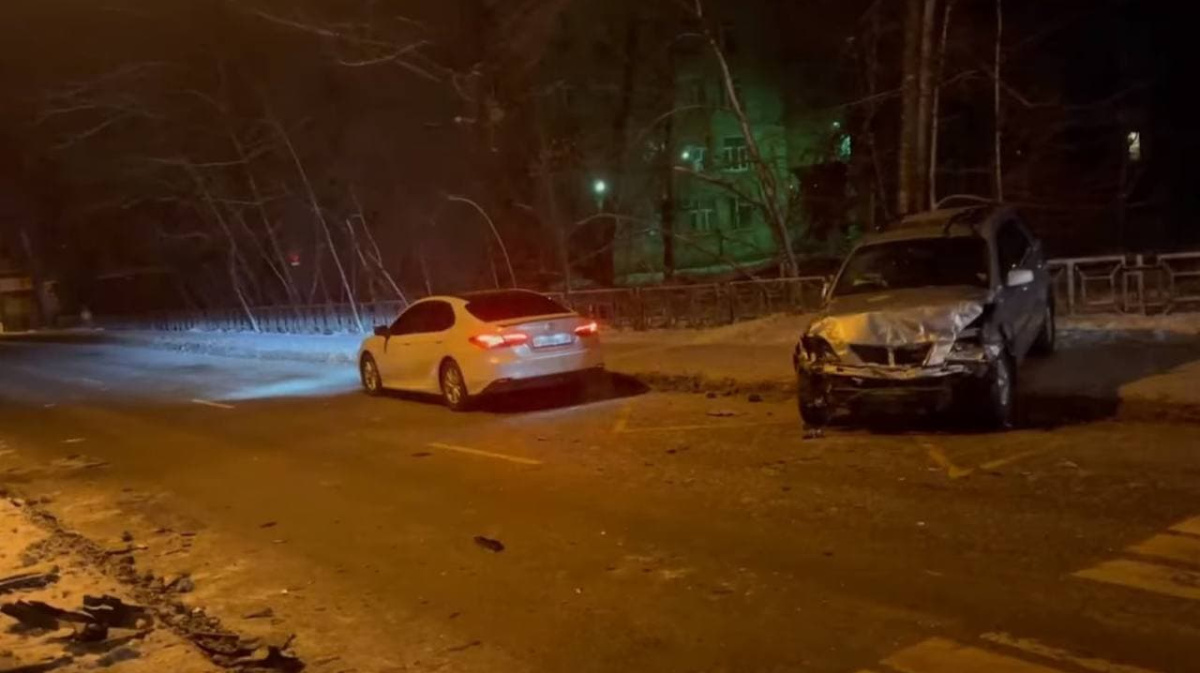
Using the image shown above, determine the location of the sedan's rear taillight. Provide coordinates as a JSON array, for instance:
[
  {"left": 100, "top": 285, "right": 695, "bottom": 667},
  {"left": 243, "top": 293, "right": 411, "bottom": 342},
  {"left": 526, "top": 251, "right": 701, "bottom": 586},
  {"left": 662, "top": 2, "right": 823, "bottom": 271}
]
[
  {"left": 470, "top": 333, "right": 530, "bottom": 349},
  {"left": 574, "top": 321, "right": 599, "bottom": 337}
]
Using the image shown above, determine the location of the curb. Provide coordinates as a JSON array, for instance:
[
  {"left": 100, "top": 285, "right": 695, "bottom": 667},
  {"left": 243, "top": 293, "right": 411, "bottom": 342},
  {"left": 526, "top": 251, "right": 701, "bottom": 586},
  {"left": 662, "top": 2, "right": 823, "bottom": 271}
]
[{"left": 617, "top": 368, "right": 1200, "bottom": 426}]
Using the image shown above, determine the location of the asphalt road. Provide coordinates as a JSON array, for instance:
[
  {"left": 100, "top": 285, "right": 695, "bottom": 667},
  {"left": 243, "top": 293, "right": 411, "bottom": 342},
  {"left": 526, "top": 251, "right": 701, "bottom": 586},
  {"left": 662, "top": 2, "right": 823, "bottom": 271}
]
[{"left": 1, "top": 336, "right": 1199, "bottom": 673}]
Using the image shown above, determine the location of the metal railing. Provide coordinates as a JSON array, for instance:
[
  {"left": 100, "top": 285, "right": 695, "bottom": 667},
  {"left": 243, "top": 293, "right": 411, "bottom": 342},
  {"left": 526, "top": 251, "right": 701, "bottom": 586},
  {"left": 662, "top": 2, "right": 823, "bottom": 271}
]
[
  {"left": 99, "top": 251, "right": 1200, "bottom": 335},
  {"left": 1049, "top": 251, "right": 1200, "bottom": 315}
]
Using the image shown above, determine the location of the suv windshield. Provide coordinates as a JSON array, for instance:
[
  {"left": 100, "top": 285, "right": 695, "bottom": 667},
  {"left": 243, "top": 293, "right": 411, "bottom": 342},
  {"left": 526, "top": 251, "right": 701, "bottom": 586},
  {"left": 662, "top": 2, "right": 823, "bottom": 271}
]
[
  {"left": 463, "top": 291, "right": 571, "bottom": 322},
  {"left": 833, "top": 237, "right": 990, "bottom": 297}
]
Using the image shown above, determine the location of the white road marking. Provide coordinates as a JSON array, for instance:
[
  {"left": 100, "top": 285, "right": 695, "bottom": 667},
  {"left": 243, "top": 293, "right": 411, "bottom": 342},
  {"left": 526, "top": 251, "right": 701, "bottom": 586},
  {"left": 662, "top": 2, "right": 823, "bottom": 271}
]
[
  {"left": 980, "top": 632, "right": 1161, "bottom": 673},
  {"left": 612, "top": 403, "right": 632, "bottom": 433},
  {"left": 924, "top": 442, "right": 1045, "bottom": 480},
  {"left": 884, "top": 637, "right": 1068, "bottom": 673},
  {"left": 1128, "top": 533, "right": 1200, "bottom": 567},
  {"left": 1074, "top": 514, "right": 1200, "bottom": 602},
  {"left": 1075, "top": 558, "right": 1200, "bottom": 601},
  {"left": 191, "top": 399, "right": 235, "bottom": 410},
  {"left": 63, "top": 437, "right": 86, "bottom": 444},
  {"left": 427, "top": 442, "right": 542, "bottom": 466},
  {"left": 979, "top": 448, "right": 1046, "bottom": 471},
  {"left": 1169, "top": 515, "right": 1200, "bottom": 537},
  {"left": 925, "top": 444, "right": 972, "bottom": 479}
]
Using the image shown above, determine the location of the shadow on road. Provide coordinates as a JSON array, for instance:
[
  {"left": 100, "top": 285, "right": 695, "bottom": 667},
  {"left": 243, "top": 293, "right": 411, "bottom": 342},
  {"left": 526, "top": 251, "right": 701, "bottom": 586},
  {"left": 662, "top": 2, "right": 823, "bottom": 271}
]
[
  {"left": 379, "top": 372, "right": 649, "bottom": 415},
  {"left": 829, "top": 329, "right": 1200, "bottom": 435}
]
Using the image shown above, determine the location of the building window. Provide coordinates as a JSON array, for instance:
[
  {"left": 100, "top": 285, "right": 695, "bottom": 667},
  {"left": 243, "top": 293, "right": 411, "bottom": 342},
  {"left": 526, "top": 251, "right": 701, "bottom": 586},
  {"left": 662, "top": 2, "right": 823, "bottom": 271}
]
[
  {"left": 721, "top": 136, "right": 750, "bottom": 172},
  {"left": 838, "top": 135, "right": 852, "bottom": 162},
  {"left": 729, "top": 197, "right": 756, "bottom": 229},
  {"left": 683, "top": 200, "right": 716, "bottom": 233},
  {"left": 1127, "top": 131, "right": 1142, "bottom": 162},
  {"left": 680, "top": 145, "right": 706, "bottom": 171}
]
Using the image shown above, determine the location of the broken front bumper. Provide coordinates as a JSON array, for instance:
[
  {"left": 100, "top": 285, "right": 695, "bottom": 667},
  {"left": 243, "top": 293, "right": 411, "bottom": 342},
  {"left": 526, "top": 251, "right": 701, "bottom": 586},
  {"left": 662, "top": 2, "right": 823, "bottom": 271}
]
[{"left": 797, "top": 359, "right": 992, "bottom": 413}]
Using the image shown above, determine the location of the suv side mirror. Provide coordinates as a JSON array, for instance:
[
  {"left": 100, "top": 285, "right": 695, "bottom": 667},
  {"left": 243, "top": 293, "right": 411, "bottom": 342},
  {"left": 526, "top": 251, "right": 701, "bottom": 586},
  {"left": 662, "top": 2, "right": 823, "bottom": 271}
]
[
  {"left": 373, "top": 325, "right": 390, "bottom": 337},
  {"left": 1006, "top": 269, "right": 1034, "bottom": 288}
]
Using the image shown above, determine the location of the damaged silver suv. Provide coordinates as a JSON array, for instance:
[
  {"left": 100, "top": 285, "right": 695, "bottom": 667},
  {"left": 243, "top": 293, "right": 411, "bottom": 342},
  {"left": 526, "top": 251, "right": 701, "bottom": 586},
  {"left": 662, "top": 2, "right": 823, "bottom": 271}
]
[{"left": 794, "top": 206, "right": 1054, "bottom": 429}]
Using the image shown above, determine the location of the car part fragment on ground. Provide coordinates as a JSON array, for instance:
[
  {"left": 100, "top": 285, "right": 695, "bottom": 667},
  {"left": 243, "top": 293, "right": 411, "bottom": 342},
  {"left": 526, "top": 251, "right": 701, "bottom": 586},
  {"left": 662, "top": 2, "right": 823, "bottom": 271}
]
[
  {"left": 0, "top": 571, "right": 59, "bottom": 595},
  {"left": 473, "top": 536, "right": 505, "bottom": 553}
]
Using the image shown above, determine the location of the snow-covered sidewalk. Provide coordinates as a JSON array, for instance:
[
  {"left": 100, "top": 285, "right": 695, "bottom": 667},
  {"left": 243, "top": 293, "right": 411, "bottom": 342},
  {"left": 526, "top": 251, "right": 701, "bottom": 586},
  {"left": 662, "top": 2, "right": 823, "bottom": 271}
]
[{"left": 35, "top": 311, "right": 1200, "bottom": 422}]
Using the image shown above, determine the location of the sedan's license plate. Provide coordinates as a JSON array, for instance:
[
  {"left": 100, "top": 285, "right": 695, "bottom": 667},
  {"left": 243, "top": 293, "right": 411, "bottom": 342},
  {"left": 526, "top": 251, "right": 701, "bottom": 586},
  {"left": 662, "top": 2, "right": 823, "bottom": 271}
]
[{"left": 532, "top": 333, "right": 573, "bottom": 348}]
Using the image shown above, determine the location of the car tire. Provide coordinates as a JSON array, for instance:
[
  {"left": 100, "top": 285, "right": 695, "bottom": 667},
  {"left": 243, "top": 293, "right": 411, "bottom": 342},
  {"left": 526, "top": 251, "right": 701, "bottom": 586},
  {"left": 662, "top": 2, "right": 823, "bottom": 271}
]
[
  {"left": 1030, "top": 301, "right": 1056, "bottom": 356},
  {"left": 360, "top": 354, "right": 383, "bottom": 396},
  {"left": 980, "top": 353, "right": 1016, "bottom": 430},
  {"left": 797, "top": 372, "right": 829, "bottom": 428},
  {"left": 439, "top": 359, "right": 472, "bottom": 412}
]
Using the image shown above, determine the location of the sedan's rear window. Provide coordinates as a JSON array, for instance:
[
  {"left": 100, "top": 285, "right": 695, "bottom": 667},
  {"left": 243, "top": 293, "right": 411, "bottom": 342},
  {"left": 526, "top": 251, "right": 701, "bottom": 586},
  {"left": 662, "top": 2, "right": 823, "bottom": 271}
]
[{"left": 464, "top": 291, "right": 571, "bottom": 322}]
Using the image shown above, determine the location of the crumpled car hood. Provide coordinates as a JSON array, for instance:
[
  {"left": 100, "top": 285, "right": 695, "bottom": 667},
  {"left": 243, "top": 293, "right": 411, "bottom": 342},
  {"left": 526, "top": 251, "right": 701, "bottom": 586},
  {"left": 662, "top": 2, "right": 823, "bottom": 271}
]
[{"left": 807, "top": 286, "right": 991, "bottom": 357}]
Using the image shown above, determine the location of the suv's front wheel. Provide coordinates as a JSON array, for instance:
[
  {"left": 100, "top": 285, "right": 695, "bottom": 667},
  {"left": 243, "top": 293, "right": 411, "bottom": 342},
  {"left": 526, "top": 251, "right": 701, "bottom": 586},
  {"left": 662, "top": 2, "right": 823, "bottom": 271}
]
[
  {"left": 797, "top": 371, "right": 829, "bottom": 428},
  {"left": 980, "top": 353, "right": 1016, "bottom": 430}
]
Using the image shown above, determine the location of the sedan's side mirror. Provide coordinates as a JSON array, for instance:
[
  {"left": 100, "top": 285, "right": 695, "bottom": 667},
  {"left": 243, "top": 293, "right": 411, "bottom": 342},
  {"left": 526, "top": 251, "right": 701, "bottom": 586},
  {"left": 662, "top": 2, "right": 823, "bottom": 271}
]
[
  {"left": 373, "top": 325, "right": 390, "bottom": 337},
  {"left": 1006, "top": 269, "right": 1035, "bottom": 288}
]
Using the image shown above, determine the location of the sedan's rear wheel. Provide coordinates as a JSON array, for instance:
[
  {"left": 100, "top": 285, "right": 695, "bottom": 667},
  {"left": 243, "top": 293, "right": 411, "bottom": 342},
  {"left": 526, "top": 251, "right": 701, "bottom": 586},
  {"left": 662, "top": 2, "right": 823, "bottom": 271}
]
[
  {"left": 439, "top": 360, "right": 472, "bottom": 411},
  {"left": 360, "top": 354, "right": 382, "bottom": 396}
]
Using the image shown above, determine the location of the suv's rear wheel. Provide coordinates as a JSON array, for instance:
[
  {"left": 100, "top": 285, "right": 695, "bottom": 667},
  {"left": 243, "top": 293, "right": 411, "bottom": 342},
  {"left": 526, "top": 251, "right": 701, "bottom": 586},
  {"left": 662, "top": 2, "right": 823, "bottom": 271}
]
[{"left": 439, "top": 360, "right": 472, "bottom": 411}]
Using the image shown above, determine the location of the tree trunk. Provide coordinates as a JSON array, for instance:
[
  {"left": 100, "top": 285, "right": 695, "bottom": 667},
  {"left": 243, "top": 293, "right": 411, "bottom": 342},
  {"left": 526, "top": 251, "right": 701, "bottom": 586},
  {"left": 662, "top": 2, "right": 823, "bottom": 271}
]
[
  {"left": 271, "top": 116, "right": 363, "bottom": 332},
  {"left": 704, "top": 13, "right": 796, "bottom": 275},
  {"left": 660, "top": 46, "right": 677, "bottom": 281},
  {"left": 862, "top": 1, "right": 891, "bottom": 227},
  {"left": 18, "top": 228, "right": 46, "bottom": 329},
  {"left": 929, "top": 0, "right": 956, "bottom": 208},
  {"left": 915, "top": 0, "right": 939, "bottom": 212},
  {"left": 445, "top": 194, "right": 516, "bottom": 287},
  {"left": 898, "top": 0, "right": 923, "bottom": 216},
  {"left": 993, "top": 0, "right": 1004, "bottom": 201}
]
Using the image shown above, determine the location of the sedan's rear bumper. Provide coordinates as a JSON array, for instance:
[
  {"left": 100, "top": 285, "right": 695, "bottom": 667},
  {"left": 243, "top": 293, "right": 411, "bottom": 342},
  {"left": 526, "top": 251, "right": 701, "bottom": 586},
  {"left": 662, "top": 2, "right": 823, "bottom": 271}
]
[
  {"left": 479, "top": 366, "right": 605, "bottom": 395},
  {"left": 465, "top": 345, "right": 605, "bottom": 395}
]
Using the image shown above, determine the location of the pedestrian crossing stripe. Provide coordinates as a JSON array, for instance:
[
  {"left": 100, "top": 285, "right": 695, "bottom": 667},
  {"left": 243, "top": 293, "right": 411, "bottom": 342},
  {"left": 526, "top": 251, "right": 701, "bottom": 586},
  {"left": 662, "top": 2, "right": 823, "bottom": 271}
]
[
  {"left": 1074, "top": 515, "right": 1200, "bottom": 602},
  {"left": 863, "top": 635, "right": 1162, "bottom": 673}
]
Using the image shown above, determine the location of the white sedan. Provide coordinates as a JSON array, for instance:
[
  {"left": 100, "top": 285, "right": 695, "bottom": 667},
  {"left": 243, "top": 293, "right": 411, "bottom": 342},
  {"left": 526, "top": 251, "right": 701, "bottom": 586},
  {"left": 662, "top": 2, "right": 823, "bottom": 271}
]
[{"left": 357, "top": 290, "right": 605, "bottom": 410}]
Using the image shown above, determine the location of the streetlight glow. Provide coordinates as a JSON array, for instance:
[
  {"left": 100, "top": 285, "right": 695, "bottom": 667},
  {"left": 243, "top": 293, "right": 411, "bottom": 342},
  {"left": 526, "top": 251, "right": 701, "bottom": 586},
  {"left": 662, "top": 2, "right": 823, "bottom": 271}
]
[{"left": 593, "top": 178, "right": 608, "bottom": 195}]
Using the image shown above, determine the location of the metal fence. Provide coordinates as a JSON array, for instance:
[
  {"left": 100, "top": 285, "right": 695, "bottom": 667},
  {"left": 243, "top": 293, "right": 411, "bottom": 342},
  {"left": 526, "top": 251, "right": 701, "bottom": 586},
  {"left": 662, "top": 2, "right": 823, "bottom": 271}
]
[
  {"left": 98, "top": 251, "right": 1200, "bottom": 335},
  {"left": 1049, "top": 251, "right": 1200, "bottom": 316}
]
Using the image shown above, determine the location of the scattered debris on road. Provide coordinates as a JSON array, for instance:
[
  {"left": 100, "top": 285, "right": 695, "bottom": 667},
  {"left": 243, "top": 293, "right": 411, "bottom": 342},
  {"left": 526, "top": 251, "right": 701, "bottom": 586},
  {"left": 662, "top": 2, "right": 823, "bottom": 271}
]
[
  {"left": 748, "top": 394, "right": 764, "bottom": 403},
  {"left": 803, "top": 428, "right": 824, "bottom": 440},
  {"left": 0, "top": 571, "right": 59, "bottom": 595},
  {"left": 167, "top": 574, "right": 195, "bottom": 594},
  {"left": 0, "top": 493, "right": 306, "bottom": 672},
  {"left": 243, "top": 607, "right": 274, "bottom": 620},
  {"left": 473, "top": 536, "right": 505, "bottom": 553},
  {"left": 706, "top": 409, "right": 739, "bottom": 418}
]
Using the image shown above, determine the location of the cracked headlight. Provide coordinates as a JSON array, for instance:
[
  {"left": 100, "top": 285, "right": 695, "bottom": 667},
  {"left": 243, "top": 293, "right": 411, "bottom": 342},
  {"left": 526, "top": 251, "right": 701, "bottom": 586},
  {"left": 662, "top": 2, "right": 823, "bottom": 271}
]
[
  {"left": 801, "top": 335, "right": 840, "bottom": 364},
  {"left": 949, "top": 329, "right": 985, "bottom": 359}
]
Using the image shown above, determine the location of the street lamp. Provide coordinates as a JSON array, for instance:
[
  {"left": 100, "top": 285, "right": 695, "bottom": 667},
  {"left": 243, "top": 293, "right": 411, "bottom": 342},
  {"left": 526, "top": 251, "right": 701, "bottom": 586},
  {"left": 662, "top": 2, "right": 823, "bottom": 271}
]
[{"left": 592, "top": 178, "right": 608, "bottom": 196}]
